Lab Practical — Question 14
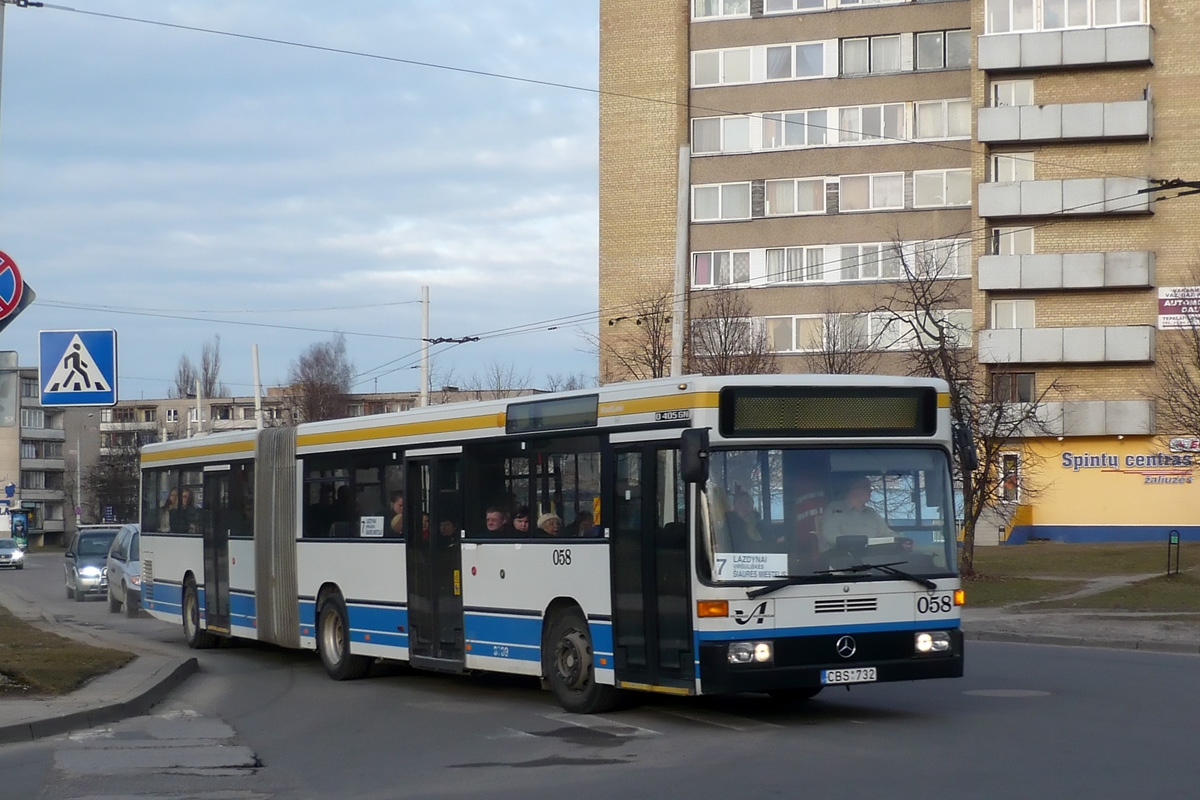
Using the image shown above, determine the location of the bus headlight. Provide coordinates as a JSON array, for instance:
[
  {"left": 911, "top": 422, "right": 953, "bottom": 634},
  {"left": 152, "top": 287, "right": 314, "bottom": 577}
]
[
  {"left": 915, "top": 631, "right": 952, "bottom": 655},
  {"left": 728, "top": 641, "right": 774, "bottom": 665}
]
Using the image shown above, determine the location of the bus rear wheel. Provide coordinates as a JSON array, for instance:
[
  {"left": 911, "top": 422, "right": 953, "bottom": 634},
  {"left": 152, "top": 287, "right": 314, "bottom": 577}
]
[
  {"left": 317, "top": 592, "right": 372, "bottom": 680},
  {"left": 183, "top": 577, "right": 218, "bottom": 649},
  {"left": 543, "top": 609, "right": 618, "bottom": 714}
]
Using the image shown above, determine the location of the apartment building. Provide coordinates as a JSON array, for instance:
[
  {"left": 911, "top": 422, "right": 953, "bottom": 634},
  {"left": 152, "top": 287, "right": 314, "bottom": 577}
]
[
  {"left": 0, "top": 356, "right": 69, "bottom": 547},
  {"left": 600, "top": 0, "right": 1200, "bottom": 541}
]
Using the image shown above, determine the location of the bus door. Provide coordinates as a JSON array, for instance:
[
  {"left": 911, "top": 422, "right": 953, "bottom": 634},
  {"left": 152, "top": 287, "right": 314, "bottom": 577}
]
[
  {"left": 609, "top": 442, "right": 693, "bottom": 691},
  {"left": 201, "top": 467, "right": 232, "bottom": 634},
  {"left": 405, "top": 452, "right": 465, "bottom": 671}
]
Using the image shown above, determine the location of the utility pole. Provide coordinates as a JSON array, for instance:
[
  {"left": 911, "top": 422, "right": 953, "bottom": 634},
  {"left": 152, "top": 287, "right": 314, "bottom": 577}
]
[{"left": 420, "top": 286, "right": 429, "bottom": 407}]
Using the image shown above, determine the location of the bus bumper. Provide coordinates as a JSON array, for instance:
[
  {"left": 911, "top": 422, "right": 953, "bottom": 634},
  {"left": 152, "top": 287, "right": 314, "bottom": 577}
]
[{"left": 697, "top": 628, "right": 963, "bottom": 695}]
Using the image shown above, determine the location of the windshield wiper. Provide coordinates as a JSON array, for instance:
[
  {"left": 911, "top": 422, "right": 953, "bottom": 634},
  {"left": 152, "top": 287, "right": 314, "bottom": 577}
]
[
  {"left": 814, "top": 561, "right": 937, "bottom": 591},
  {"left": 746, "top": 577, "right": 810, "bottom": 600}
]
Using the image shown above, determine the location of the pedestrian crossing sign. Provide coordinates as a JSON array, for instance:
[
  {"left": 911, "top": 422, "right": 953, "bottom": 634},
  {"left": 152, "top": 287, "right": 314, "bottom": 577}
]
[{"left": 39, "top": 329, "right": 118, "bottom": 407}]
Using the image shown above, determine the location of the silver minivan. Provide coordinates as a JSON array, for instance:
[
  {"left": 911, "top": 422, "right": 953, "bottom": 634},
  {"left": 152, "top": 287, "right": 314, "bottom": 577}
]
[{"left": 106, "top": 523, "right": 141, "bottom": 617}]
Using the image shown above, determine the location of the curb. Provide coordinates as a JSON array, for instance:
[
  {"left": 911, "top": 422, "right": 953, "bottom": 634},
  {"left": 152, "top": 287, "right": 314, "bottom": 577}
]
[
  {"left": 0, "top": 657, "right": 199, "bottom": 745},
  {"left": 963, "top": 629, "right": 1200, "bottom": 655}
]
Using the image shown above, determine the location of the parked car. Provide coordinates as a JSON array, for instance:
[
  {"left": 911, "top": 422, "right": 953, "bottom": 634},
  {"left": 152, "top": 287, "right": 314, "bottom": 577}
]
[
  {"left": 64, "top": 525, "right": 122, "bottom": 601},
  {"left": 106, "top": 523, "right": 141, "bottom": 617},
  {"left": 0, "top": 538, "right": 24, "bottom": 569}
]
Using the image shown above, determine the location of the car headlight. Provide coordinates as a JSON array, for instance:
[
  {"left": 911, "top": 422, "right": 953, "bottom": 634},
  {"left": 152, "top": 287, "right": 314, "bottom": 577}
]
[
  {"left": 10, "top": 550, "right": 22, "bottom": 561},
  {"left": 728, "top": 641, "right": 774, "bottom": 665},
  {"left": 130, "top": 574, "right": 142, "bottom": 587},
  {"left": 79, "top": 566, "right": 102, "bottom": 578},
  {"left": 915, "top": 631, "right": 953, "bottom": 655}
]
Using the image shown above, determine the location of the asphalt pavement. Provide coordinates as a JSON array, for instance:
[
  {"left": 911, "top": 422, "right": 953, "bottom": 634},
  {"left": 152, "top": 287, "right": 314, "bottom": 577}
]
[{"left": 2, "top": 570, "right": 1198, "bottom": 744}]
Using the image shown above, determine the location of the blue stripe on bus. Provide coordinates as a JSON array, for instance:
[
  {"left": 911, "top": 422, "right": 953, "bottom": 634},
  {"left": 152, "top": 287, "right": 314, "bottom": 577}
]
[{"left": 695, "top": 618, "right": 961, "bottom": 643}]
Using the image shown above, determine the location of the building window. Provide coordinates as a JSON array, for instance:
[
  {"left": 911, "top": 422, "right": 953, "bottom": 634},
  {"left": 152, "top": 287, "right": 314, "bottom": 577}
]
[
  {"left": 914, "top": 99, "right": 971, "bottom": 140},
  {"left": 141, "top": 408, "right": 157, "bottom": 423},
  {"left": 693, "top": 116, "right": 752, "bottom": 154},
  {"left": 842, "top": 34, "right": 901, "bottom": 76},
  {"left": 100, "top": 409, "right": 113, "bottom": 423},
  {"left": 765, "top": 42, "right": 827, "bottom": 81},
  {"left": 20, "top": 377, "right": 38, "bottom": 398},
  {"left": 992, "top": 153, "right": 1035, "bottom": 182},
  {"left": 985, "top": 0, "right": 1144, "bottom": 35},
  {"left": 914, "top": 169, "right": 972, "bottom": 208},
  {"left": 766, "top": 246, "right": 825, "bottom": 284},
  {"left": 993, "top": 372, "right": 1036, "bottom": 403},
  {"left": 166, "top": 408, "right": 179, "bottom": 423},
  {"left": 993, "top": 227, "right": 1035, "bottom": 255},
  {"left": 916, "top": 30, "right": 970, "bottom": 70},
  {"left": 765, "top": 315, "right": 826, "bottom": 352},
  {"left": 692, "top": 183, "right": 752, "bottom": 221},
  {"left": 213, "top": 406, "right": 233, "bottom": 421},
  {"left": 113, "top": 407, "right": 135, "bottom": 423},
  {"left": 992, "top": 299, "right": 1036, "bottom": 329},
  {"left": 762, "top": 109, "right": 829, "bottom": 149},
  {"left": 764, "top": 0, "right": 827, "bottom": 11},
  {"left": 992, "top": 80, "right": 1034, "bottom": 107},
  {"left": 20, "top": 408, "right": 44, "bottom": 429},
  {"left": 692, "top": 47, "right": 752, "bottom": 86},
  {"left": 839, "top": 173, "right": 904, "bottom": 212},
  {"left": 1000, "top": 452, "right": 1022, "bottom": 501},
  {"left": 693, "top": 250, "right": 752, "bottom": 288},
  {"left": 21, "top": 441, "right": 37, "bottom": 459},
  {"left": 21, "top": 471, "right": 46, "bottom": 490},
  {"left": 693, "top": 0, "right": 750, "bottom": 19},
  {"left": 765, "top": 178, "right": 826, "bottom": 216},
  {"left": 838, "top": 103, "right": 905, "bottom": 144}
]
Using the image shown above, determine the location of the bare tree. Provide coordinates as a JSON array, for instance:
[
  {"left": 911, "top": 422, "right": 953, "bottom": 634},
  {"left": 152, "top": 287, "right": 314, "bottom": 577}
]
[
  {"left": 287, "top": 334, "right": 354, "bottom": 422},
  {"left": 172, "top": 356, "right": 197, "bottom": 399},
  {"left": 463, "top": 361, "right": 533, "bottom": 401},
  {"left": 803, "top": 311, "right": 882, "bottom": 375},
  {"left": 1155, "top": 284, "right": 1200, "bottom": 436},
  {"left": 591, "top": 287, "right": 675, "bottom": 382},
  {"left": 82, "top": 440, "right": 140, "bottom": 524},
  {"left": 545, "top": 372, "right": 594, "bottom": 392},
  {"left": 199, "top": 335, "right": 228, "bottom": 398},
  {"left": 877, "top": 240, "right": 1060, "bottom": 577},
  {"left": 171, "top": 335, "right": 228, "bottom": 398},
  {"left": 687, "top": 289, "right": 779, "bottom": 376}
]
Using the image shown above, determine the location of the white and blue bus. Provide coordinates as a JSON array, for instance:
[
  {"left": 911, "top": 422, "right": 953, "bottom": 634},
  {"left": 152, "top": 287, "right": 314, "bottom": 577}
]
[{"left": 140, "top": 375, "right": 965, "bottom": 713}]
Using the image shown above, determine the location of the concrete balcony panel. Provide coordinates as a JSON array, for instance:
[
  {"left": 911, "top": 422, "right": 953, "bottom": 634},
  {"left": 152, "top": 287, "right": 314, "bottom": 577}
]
[
  {"left": 1020, "top": 104, "right": 1062, "bottom": 140},
  {"left": 1061, "top": 252, "right": 1106, "bottom": 288},
  {"left": 1020, "top": 254, "right": 1065, "bottom": 289},
  {"left": 977, "top": 329, "right": 1022, "bottom": 364},
  {"left": 1105, "top": 325, "right": 1154, "bottom": 361},
  {"left": 1062, "top": 401, "right": 1107, "bottom": 436},
  {"left": 1104, "top": 100, "right": 1153, "bottom": 138},
  {"left": 977, "top": 182, "right": 1022, "bottom": 217},
  {"left": 1105, "top": 177, "right": 1153, "bottom": 213},
  {"left": 978, "top": 34, "right": 1021, "bottom": 70},
  {"left": 1061, "top": 103, "right": 1105, "bottom": 139},
  {"left": 22, "top": 458, "right": 66, "bottom": 471},
  {"left": 1021, "top": 31, "right": 1063, "bottom": 68},
  {"left": 977, "top": 106, "right": 1021, "bottom": 142},
  {"left": 1104, "top": 251, "right": 1155, "bottom": 286},
  {"left": 21, "top": 489, "right": 64, "bottom": 502},
  {"left": 1063, "top": 326, "right": 1108, "bottom": 362},
  {"left": 1022, "top": 179, "right": 1064, "bottom": 216},
  {"left": 1034, "top": 402, "right": 1066, "bottom": 436},
  {"left": 1106, "top": 400, "right": 1155, "bottom": 435},
  {"left": 22, "top": 428, "right": 66, "bottom": 441},
  {"left": 1106, "top": 25, "right": 1153, "bottom": 65},
  {"left": 1062, "top": 28, "right": 1108, "bottom": 65},
  {"left": 1022, "top": 328, "right": 1064, "bottom": 362},
  {"left": 977, "top": 255, "right": 1023, "bottom": 290},
  {"left": 1063, "top": 178, "right": 1105, "bottom": 214}
]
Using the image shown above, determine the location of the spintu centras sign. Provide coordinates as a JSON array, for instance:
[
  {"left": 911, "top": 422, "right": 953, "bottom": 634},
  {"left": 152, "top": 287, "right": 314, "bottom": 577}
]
[{"left": 1061, "top": 451, "right": 1195, "bottom": 484}]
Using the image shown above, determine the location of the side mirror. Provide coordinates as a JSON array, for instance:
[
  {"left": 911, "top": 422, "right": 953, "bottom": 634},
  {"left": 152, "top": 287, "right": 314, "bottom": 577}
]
[
  {"left": 681, "top": 428, "right": 710, "bottom": 485},
  {"left": 953, "top": 422, "right": 979, "bottom": 472}
]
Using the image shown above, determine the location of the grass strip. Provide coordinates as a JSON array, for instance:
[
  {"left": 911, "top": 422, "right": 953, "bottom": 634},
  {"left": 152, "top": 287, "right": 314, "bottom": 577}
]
[{"left": 0, "top": 606, "right": 133, "bottom": 696}]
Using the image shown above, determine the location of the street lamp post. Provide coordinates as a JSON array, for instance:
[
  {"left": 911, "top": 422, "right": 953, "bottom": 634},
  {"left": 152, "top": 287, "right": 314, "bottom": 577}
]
[{"left": 75, "top": 412, "right": 94, "bottom": 526}]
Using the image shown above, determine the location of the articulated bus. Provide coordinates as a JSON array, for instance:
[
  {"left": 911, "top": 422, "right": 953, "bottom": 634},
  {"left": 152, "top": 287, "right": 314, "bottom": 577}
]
[{"left": 139, "top": 375, "right": 964, "bottom": 713}]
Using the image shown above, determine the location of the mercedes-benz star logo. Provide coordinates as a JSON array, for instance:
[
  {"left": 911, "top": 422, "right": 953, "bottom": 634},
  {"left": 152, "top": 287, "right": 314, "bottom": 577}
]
[{"left": 835, "top": 635, "right": 857, "bottom": 659}]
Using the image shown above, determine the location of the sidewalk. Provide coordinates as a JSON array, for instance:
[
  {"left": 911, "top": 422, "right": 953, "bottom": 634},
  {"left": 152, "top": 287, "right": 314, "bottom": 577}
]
[
  {"left": 2, "top": 581, "right": 1199, "bottom": 745},
  {"left": 0, "top": 581, "right": 197, "bottom": 745}
]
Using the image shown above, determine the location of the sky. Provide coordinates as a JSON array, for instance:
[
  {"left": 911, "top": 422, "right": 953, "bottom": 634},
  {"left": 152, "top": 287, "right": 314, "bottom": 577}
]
[{"left": 0, "top": 1, "right": 601, "bottom": 400}]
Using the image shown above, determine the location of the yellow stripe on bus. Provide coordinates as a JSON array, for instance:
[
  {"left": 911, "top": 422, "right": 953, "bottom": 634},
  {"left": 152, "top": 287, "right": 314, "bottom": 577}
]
[
  {"left": 617, "top": 681, "right": 694, "bottom": 696},
  {"left": 141, "top": 440, "right": 255, "bottom": 464},
  {"left": 296, "top": 412, "right": 507, "bottom": 448},
  {"left": 598, "top": 391, "right": 720, "bottom": 418},
  {"left": 938, "top": 393, "right": 951, "bottom": 408}
]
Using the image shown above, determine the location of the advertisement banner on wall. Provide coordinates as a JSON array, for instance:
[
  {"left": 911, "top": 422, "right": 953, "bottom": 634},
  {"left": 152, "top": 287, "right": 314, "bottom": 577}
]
[{"left": 1158, "top": 287, "right": 1200, "bottom": 329}]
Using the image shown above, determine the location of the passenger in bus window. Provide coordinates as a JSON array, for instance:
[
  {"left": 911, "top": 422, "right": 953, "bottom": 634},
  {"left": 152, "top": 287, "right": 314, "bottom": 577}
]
[
  {"left": 159, "top": 488, "right": 178, "bottom": 532},
  {"left": 485, "top": 507, "right": 509, "bottom": 536},
  {"left": 389, "top": 491, "right": 404, "bottom": 536},
  {"left": 537, "top": 513, "right": 562, "bottom": 536},
  {"left": 569, "top": 510, "right": 597, "bottom": 537},
  {"left": 820, "top": 475, "right": 892, "bottom": 549},
  {"left": 512, "top": 506, "right": 531, "bottom": 535},
  {"left": 174, "top": 489, "right": 200, "bottom": 533},
  {"left": 727, "top": 490, "right": 764, "bottom": 548}
]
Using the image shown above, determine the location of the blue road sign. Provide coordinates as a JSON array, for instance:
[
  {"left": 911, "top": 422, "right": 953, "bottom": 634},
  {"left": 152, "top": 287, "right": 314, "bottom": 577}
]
[{"left": 39, "top": 329, "right": 118, "bottom": 407}]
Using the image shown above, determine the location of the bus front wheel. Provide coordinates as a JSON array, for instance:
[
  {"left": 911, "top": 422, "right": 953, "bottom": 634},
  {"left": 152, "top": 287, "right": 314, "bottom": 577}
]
[
  {"left": 543, "top": 608, "right": 618, "bottom": 714},
  {"left": 183, "top": 577, "right": 218, "bottom": 649},
  {"left": 317, "top": 593, "right": 372, "bottom": 681}
]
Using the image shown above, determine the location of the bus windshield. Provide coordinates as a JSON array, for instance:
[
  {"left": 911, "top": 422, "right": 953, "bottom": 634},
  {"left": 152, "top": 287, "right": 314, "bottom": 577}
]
[{"left": 701, "top": 447, "right": 957, "bottom": 584}]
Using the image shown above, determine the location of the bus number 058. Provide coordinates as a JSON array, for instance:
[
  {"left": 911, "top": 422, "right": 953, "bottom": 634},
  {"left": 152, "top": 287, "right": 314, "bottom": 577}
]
[
  {"left": 917, "top": 594, "right": 953, "bottom": 614},
  {"left": 552, "top": 549, "right": 572, "bottom": 566}
]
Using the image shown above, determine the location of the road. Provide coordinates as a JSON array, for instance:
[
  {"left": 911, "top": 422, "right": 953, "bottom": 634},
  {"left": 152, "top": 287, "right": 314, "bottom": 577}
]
[{"left": 2, "top": 552, "right": 1198, "bottom": 799}]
